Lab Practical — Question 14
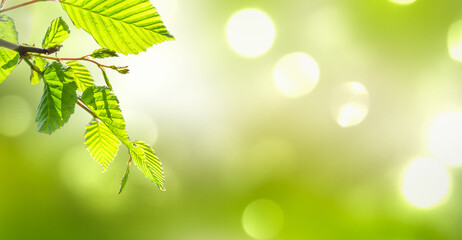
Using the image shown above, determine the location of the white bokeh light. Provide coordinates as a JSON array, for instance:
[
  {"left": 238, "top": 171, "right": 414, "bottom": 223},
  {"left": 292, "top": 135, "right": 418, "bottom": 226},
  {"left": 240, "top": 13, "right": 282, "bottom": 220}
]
[
  {"left": 0, "top": 95, "right": 32, "bottom": 137},
  {"left": 226, "top": 9, "right": 275, "bottom": 57},
  {"left": 273, "top": 52, "right": 319, "bottom": 97},
  {"left": 242, "top": 199, "right": 284, "bottom": 240},
  {"left": 428, "top": 112, "right": 462, "bottom": 166},
  {"left": 402, "top": 158, "right": 450, "bottom": 208},
  {"left": 337, "top": 103, "right": 368, "bottom": 127},
  {"left": 332, "top": 82, "right": 369, "bottom": 127},
  {"left": 448, "top": 20, "right": 462, "bottom": 62},
  {"left": 390, "top": 0, "right": 416, "bottom": 4}
]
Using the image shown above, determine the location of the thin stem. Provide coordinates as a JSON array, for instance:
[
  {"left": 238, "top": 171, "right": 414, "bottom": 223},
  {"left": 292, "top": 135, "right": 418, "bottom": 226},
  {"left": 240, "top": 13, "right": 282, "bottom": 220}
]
[
  {"left": 85, "top": 58, "right": 115, "bottom": 69},
  {"left": 35, "top": 54, "right": 115, "bottom": 68},
  {"left": 35, "top": 54, "right": 117, "bottom": 89},
  {"left": 77, "top": 98, "right": 98, "bottom": 119},
  {"left": 0, "top": 0, "right": 55, "bottom": 13},
  {"left": 99, "top": 66, "right": 113, "bottom": 90},
  {"left": 32, "top": 54, "right": 82, "bottom": 62},
  {"left": 126, "top": 156, "right": 132, "bottom": 171},
  {"left": 24, "top": 58, "right": 43, "bottom": 75},
  {"left": 23, "top": 58, "right": 37, "bottom": 72}
]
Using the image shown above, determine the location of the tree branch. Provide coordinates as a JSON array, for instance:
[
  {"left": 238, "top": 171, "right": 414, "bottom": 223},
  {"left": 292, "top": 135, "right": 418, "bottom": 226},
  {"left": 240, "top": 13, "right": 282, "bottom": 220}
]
[
  {"left": 0, "top": 0, "right": 56, "bottom": 13},
  {"left": 0, "top": 38, "right": 61, "bottom": 56}
]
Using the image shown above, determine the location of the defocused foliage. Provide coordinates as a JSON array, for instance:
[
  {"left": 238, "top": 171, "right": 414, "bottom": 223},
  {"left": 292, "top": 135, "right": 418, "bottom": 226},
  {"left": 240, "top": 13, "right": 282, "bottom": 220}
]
[{"left": 1, "top": 0, "right": 462, "bottom": 239}]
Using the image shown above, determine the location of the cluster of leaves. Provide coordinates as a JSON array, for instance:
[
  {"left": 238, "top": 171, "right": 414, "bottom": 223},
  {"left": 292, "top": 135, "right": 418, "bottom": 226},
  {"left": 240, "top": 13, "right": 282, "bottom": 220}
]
[{"left": 0, "top": 0, "right": 175, "bottom": 194}]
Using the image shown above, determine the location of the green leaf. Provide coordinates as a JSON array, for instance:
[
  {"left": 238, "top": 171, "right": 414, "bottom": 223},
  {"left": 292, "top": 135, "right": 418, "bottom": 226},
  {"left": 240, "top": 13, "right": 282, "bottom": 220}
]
[
  {"left": 81, "top": 87, "right": 134, "bottom": 149},
  {"left": 30, "top": 56, "right": 47, "bottom": 85},
  {"left": 90, "top": 48, "right": 118, "bottom": 59},
  {"left": 131, "top": 140, "right": 165, "bottom": 190},
  {"left": 81, "top": 87, "right": 164, "bottom": 191},
  {"left": 110, "top": 65, "right": 129, "bottom": 74},
  {"left": 36, "top": 84, "right": 62, "bottom": 134},
  {"left": 0, "top": 14, "right": 19, "bottom": 84},
  {"left": 42, "top": 17, "right": 70, "bottom": 48},
  {"left": 118, "top": 157, "right": 132, "bottom": 195},
  {"left": 0, "top": 15, "right": 18, "bottom": 44},
  {"left": 85, "top": 119, "right": 121, "bottom": 170},
  {"left": 36, "top": 62, "right": 77, "bottom": 134},
  {"left": 61, "top": 0, "right": 175, "bottom": 55},
  {"left": 66, "top": 60, "right": 94, "bottom": 92}
]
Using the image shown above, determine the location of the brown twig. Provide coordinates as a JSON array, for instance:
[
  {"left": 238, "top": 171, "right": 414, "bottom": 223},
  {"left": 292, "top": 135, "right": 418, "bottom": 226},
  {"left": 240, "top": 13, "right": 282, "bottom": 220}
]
[
  {"left": 0, "top": 0, "right": 56, "bottom": 13},
  {"left": 0, "top": 39, "right": 61, "bottom": 56},
  {"left": 77, "top": 98, "right": 98, "bottom": 119}
]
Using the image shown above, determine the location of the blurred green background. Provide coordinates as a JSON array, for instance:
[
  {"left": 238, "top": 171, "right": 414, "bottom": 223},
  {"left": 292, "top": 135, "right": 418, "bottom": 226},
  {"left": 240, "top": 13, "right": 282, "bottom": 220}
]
[{"left": 2, "top": 0, "right": 462, "bottom": 239}]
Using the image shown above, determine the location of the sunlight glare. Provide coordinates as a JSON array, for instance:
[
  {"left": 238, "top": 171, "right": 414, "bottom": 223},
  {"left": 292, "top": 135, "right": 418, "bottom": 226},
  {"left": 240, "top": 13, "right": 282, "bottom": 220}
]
[
  {"left": 337, "top": 103, "right": 368, "bottom": 127},
  {"left": 390, "top": 0, "right": 416, "bottom": 4},
  {"left": 402, "top": 158, "right": 449, "bottom": 208},
  {"left": 448, "top": 20, "right": 462, "bottom": 62},
  {"left": 226, "top": 9, "right": 275, "bottom": 57},
  {"left": 332, "top": 82, "right": 369, "bottom": 127},
  {"left": 273, "top": 52, "right": 319, "bottom": 97},
  {"left": 429, "top": 112, "right": 462, "bottom": 166}
]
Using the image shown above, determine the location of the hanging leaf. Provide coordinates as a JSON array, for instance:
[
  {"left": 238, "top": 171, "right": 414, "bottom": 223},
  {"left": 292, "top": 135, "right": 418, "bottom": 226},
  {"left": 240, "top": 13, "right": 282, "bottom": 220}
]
[
  {"left": 60, "top": 0, "right": 175, "bottom": 55},
  {"left": 36, "top": 62, "right": 77, "bottom": 134},
  {"left": 81, "top": 87, "right": 164, "bottom": 189},
  {"left": 42, "top": 17, "right": 70, "bottom": 48},
  {"left": 118, "top": 157, "right": 132, "bottom": 195},
  {"left": 85, "top": 119, "right": 121, "bottom": 170},
  {"left": 131, "top": 140, "right": 165, "bottom": 190},
  {"left": 66, "top": 60, "right": 94, "bottom": 92},
  {"left": 81, "top": 87, "right": 131, "bottom": 146},
  {"left": 0, "top": 14, "right": 19, "bottom": 84},
  {"left": 81, "top": 87, "right": 143, "bottom": 159}
]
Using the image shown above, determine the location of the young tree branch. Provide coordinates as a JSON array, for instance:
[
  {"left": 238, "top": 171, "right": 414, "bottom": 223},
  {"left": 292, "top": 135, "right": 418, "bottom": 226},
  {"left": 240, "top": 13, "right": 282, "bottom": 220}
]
[
  {"left": 0, "top": 0, "right": 56, "bottom": 13},
  {"left": 77, "top": 98, "right": 98, "bottom": 120},
  {"left": 34, "top": 53, "right": 128, "bottom": 90},
  {"left": 34, "top": 53, "right": 121, "bottom": 69},
  {"left": 0, "top": 38, "right": 60, "bottom": 56}
]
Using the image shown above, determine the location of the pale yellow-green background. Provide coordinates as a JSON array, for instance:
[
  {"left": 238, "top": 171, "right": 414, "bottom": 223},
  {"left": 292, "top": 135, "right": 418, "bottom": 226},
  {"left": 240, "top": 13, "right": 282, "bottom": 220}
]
[{"left": 0, "top": 0, "right": 461, "bottom": 239}]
